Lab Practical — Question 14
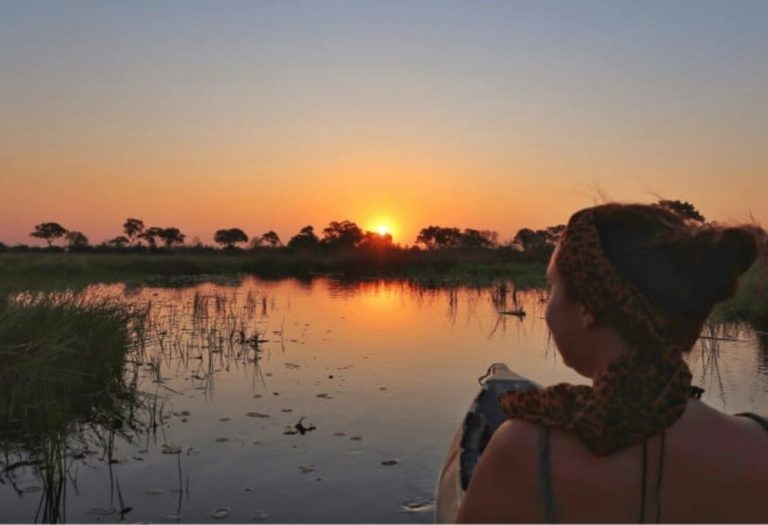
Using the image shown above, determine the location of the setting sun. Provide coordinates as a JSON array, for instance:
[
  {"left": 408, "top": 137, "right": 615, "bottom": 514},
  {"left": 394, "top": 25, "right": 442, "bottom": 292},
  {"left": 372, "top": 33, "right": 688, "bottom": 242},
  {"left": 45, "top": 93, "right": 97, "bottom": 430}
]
[{"left": 376, "top": 224, "right": 391, "bottom": 236}]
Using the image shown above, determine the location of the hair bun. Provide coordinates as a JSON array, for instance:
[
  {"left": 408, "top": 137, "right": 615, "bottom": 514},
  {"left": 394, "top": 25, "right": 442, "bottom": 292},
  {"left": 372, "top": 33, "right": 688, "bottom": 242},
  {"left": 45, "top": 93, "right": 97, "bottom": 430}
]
[
  {"left": 694, "top": 227, "right": 759, "bottom": 306},
  {"left": 716, "top": 227, "right": 759, "bottom": 274}
]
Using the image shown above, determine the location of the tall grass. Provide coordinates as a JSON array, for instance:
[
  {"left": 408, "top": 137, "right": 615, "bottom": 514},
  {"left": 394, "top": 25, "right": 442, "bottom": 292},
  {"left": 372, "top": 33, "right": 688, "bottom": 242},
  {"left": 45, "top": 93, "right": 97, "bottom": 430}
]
[
  {"left": 0, "top": 292, "right": 150, "bottom": 522},
  {"left": 712, "top": 256, "right": 768, "bottom": 328},
  {"left": 0, "top": 250, "right": 547, "bottom": 291}
]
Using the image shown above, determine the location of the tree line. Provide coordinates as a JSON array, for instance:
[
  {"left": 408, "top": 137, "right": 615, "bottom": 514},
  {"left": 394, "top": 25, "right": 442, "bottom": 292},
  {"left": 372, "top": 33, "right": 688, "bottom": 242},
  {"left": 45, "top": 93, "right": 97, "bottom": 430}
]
[{"left": 5, "top": 200, "right": 706, "bottom": 261}]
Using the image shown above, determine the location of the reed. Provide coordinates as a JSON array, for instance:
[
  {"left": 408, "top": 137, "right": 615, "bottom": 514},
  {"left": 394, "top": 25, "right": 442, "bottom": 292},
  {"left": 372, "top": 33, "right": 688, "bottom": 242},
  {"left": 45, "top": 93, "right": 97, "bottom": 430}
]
[
  {"left": 0, "top": 250, "right": 547, "bottom": 290},
  {"left": 0, "top": 292, "right": 151, "bottom": 522}
]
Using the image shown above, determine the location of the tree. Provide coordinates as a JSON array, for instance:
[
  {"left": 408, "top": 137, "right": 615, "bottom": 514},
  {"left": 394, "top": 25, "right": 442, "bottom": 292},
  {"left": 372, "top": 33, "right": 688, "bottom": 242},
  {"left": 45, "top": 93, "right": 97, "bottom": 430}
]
[
  {"left": 30, "top": 222, "right": 68, "bottom": 247},
  {"left": 287, "top": 225, "right": 320, "bottom": 250},
  {"left": 259, "top": 230, "right": 282, "bottom": 248},
  {"left": 123, "top": 218, "right": 145, "bottom": 246},
  {"left": 359, "top": 231, "right": 394, "bottom": 250},
  {"left": 138, "top": 226, "right": 163, "bottom": 248},
  {"left": 415, "top": 226, "right": 464, "bottom": 249},
  {"left": 415, "top": 226, "right": 441, "bottom": 250},
  {"left": 656, "top": 200, "right": 706, "bottom": 223},
  {"left": 214, "top": 228, "right": 249, "bottom": 249},
  {"left": 65, "top": 231, "right": 89, "bottom": 249},
  {"left": 158, "top": 227, "right": 185, "bottom": 248},
  {"left": 321, "top": 220, "right": 364, "bottom": 247},
  {"left": 460, "top": 228, "right": 497, "bottom": 249},
  {"left": 510, "top": 224, "right": 565, "bottom": 260},
  {"left": 106, "top": 235, "right": 130, "bottom": 248}
]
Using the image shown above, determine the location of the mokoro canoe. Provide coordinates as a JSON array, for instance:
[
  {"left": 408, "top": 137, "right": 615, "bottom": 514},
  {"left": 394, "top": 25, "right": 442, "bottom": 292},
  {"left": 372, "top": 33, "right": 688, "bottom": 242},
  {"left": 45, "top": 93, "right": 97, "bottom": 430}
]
[{"left": 435, "top": 363, "right": 539, "bottom": 523}]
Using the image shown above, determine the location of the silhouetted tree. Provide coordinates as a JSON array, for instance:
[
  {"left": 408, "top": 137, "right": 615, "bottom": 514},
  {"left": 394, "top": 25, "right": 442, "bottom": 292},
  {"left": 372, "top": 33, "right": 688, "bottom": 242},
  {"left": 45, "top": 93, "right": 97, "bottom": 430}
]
[
  {"left": 416, "top": 226, "right": 441, "bottom": 250},
  {"left": 106, "top": 236, "right": 130, "bottom": 248},
  {"left": 30, "top": 222, "right": 68, "bottom": 247},
  {"left": 359, "top": 231, "right": 394, "bottom": 250},
  {"left": 214, "top": 228, "right": 249, "bottom": 249},
  {"left": 460, "top": 228, "right": 497, "bottom": 249},
  {"left": 138, "top": 226, "right": 163, "bottom": 248},
  {"left": 322, "top": 220, "right": 364, "bottom": 247},
  {"left": 259, "top": 230, "right": 282, "bottom": 248},
  {"left": 511, "top": 224, "right": 565, "bottom": 259},
  {"left": 123, "top": 218, "right": 145, "bottom": 246},
  {"left": 656, "top": 200, "right": 706, "bottom": 223},
  {"left": 158, "top": 227, "right": 185, "bottom": 248},
  {"left": 65, "top": 231, "right": 89, "bottom": 249},
  {"left": 287, "top": 225, "right": 320, "bottom": 250},
  {"left": 415, "top": 226, "right": 463, "bottom": 249}
]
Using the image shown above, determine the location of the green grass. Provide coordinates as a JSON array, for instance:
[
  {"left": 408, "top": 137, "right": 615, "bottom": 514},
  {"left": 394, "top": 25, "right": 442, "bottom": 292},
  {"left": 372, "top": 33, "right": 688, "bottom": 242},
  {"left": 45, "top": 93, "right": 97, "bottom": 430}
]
[
  {"left": 0, "top": 292, "right": 139, "bottom": 441},
  {"left": 0, "top": 250, "right": 548, "bottom": 291},
  {"left": 0, "top": 292, "right": 148, "bottom": 521},
  {"left": 712, "top": 260, "right": 768, "bottom": 328}
]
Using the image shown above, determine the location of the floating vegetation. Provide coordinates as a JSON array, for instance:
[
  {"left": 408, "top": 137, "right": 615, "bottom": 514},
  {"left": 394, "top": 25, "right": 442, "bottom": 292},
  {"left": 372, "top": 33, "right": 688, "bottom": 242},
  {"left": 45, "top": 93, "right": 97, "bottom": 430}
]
[
  {"left": 161, "top": 443, "right": 182, "bottom": 454},
  {"left": 251, "top": 510, "right": 269, "bottom": 521},
  {"left": 283, "top": 417, "right": 317, "bottom": 435},
  {"left": 401, "top": 497, "right": 434, "bottom": 512},
  {"left": 211, "top": 507, "right": 231, "bottom": 519}
]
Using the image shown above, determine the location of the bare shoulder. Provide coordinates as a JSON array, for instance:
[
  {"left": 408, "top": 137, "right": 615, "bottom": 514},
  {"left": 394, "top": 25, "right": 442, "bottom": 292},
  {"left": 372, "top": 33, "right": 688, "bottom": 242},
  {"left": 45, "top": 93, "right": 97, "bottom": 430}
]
[
  {"left": 455, "top": 419, "right": 542, "bottom": 523},
  {"left": 660, "top": 400, "right": 768, "bottom": 522}
]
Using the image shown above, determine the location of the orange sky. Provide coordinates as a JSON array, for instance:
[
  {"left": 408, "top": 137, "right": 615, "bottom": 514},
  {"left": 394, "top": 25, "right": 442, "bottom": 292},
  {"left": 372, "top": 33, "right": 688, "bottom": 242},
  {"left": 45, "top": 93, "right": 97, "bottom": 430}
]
[{"left": 1, "top": 2, "right": 767, "bottom": 246}]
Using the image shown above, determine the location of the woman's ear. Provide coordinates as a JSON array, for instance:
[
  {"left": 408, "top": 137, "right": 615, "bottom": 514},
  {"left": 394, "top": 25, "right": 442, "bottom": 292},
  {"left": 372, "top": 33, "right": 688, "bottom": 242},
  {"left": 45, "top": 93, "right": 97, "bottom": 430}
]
[{"left": 579, "top": 305, "right": 595, "bottom": 328}]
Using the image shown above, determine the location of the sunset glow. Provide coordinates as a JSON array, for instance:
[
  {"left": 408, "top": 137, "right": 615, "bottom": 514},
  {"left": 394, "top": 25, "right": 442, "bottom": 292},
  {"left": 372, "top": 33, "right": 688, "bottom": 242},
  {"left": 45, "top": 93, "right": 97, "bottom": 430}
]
[{"left": 1, "top": 1, "right": 767, "bottom": 247}]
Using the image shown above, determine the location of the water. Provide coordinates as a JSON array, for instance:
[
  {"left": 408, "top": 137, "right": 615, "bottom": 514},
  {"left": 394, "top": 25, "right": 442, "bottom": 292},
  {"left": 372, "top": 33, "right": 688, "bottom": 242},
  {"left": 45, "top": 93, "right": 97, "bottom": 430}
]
[{"left": 1, "top": 276, "right": 767, "bottom": 522}]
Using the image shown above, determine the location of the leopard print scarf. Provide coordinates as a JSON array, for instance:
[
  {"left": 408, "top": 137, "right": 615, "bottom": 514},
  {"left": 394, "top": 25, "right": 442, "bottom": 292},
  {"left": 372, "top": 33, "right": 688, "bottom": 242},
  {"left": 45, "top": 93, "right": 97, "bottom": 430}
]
[{"left": 500, "top": 207, "right": 704, "bottom": 456}]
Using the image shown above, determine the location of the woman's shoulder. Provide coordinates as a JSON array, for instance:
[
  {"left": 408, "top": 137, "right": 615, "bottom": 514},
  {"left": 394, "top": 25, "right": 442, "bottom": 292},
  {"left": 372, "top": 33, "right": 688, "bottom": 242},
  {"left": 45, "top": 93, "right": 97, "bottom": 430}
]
[{"left": 455, "top": 419, "right": 543, "bottom": 523}]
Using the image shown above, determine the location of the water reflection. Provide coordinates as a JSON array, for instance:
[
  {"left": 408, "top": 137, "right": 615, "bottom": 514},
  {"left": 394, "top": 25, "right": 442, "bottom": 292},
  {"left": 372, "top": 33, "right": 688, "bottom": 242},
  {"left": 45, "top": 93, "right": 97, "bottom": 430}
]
[{"left": 1, "top": 277, "right": 766, "bottom": 522}]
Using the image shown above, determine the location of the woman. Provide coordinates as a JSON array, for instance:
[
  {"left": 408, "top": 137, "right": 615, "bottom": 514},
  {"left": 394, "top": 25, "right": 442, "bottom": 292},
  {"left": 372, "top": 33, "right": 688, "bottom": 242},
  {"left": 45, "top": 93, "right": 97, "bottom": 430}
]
[{"left": 456, "top": 203, "right": 768, "bottom": 523}]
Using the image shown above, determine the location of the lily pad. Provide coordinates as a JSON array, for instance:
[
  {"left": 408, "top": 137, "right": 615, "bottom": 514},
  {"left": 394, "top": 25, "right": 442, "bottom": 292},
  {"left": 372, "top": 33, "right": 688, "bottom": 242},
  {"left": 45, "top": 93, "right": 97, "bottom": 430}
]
[
  {"left": 212, "top": 507, "right": 231, "bottom": 519},
  {"left": 402, "top": 497, "right": 434, "bottom": 512},
  {"left": 161, "top": 443, "right": 182, "bottom": 454},
  {"left": 251, "top": 511, "right": 269, "bottom": 521}
]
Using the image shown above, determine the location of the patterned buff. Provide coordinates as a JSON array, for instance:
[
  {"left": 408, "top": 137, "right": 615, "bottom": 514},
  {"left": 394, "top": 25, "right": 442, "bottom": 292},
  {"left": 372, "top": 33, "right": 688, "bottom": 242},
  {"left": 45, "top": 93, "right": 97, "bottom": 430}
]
[{"left": 500, "top": 207, "right": 704, "bottom": 456}]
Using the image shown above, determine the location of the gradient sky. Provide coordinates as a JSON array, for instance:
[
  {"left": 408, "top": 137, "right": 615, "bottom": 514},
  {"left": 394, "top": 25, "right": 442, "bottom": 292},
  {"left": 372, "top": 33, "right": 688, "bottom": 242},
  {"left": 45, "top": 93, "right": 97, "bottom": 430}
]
[{"left": 1, "top": 0, "right": 767, "bottom": 246}]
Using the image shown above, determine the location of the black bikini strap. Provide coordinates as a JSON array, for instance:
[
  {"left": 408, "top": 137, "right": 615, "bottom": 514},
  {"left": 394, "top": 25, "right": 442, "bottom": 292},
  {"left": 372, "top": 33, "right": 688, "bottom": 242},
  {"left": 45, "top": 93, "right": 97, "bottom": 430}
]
[
  {"left": 735, "top": 412, "right": 768, "bottom": 433},
  {"left": 639, "top": 441, "right": 647, "bottom": 523},
  {"left": 655, "top": 431, "right": 666, "bottom": 523},
  {"left": 639, "top": 430, "right": 666, "bottom": 524}
]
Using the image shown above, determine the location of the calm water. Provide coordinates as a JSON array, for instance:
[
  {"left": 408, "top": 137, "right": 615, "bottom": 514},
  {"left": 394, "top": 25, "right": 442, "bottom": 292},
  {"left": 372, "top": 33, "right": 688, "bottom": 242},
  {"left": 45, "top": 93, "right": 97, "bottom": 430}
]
[{"left": 2, "top": 277, "right": 767, "bottom": 523}]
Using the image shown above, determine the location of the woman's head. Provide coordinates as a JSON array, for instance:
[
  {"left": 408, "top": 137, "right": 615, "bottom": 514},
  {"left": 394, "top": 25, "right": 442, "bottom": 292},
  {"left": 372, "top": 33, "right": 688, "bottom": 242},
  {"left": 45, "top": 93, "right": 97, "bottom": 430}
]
[{"left": 545, "top": 203, "right": 761, "bottom": 371}]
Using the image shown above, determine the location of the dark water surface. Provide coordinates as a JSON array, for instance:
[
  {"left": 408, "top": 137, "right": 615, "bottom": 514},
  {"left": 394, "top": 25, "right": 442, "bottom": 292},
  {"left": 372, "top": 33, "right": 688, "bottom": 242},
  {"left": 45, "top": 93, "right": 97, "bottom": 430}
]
[{"left": 2, "top": 277, "right": 767, "bottom": 522}]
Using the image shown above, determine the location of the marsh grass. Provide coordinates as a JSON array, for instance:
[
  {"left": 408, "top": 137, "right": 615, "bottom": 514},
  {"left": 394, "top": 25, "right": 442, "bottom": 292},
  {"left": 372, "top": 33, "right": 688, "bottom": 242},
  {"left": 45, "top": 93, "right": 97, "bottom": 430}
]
[
  {"left": 711, "top": 257, "right": 768, "bottom": 328},
  {"left": 0, "top": 251, "right": 547, "bottom": 291},
  {"left": 0, "top": 292, "right": 154, "bottom": 522}
]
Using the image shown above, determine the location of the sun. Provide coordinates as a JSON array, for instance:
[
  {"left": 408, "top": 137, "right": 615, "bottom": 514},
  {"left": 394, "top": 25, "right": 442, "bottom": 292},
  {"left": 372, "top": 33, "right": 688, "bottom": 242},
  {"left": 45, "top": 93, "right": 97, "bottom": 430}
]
[{"left": 376, "top": 224, "right": 391, "bottom": 236}]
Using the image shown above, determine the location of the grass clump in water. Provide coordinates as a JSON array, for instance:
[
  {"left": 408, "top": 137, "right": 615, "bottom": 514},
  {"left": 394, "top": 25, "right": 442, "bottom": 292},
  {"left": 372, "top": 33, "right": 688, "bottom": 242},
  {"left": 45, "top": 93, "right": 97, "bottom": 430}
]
[{"left": 0, "top": 291, "right": 147, "bottom": 522}]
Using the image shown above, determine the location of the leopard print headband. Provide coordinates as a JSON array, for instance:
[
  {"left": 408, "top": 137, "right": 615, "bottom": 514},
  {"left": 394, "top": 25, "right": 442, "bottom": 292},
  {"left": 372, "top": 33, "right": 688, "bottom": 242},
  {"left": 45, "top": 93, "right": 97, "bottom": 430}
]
[{"left": 501, "top": 207, "right": 704, "bottom": 455}]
